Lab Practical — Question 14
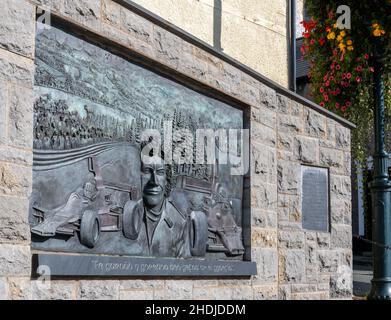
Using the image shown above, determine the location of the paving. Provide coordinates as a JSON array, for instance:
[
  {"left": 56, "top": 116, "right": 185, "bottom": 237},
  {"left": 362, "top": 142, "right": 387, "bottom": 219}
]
[{"left": 353, "top": 253, "right": 372, "bottom": 298}]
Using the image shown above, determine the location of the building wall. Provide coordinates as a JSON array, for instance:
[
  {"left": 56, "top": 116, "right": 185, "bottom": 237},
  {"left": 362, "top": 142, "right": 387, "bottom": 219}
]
[
  {"left": 0, "top": 0, "right": 352, "bottom": 300},
  {"left": 131, "top": 0, "right": 289, "bottom": 87}
]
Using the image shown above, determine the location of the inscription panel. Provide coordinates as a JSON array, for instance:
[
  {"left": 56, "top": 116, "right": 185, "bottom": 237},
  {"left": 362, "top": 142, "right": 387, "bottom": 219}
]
[
  {"left": 33, "top": 254, "right": 257, "bottom": 277},
  {"left": 301, "top": 166, "right": 330, "bottom": 232}
]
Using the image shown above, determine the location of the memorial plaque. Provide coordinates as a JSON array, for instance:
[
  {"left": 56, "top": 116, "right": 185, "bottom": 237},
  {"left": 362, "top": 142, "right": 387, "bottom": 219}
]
[
  {"left": 29, "top": 22, "right": 252, "bottom": 275},
  {"left": 301, "top": 166, "right": 330, "bottom": 232}
]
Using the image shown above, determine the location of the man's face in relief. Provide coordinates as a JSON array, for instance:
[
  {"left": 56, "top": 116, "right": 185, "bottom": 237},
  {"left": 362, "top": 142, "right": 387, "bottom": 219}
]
[{"left": 141, "top": 160, "right": 166, "bottom": 210}]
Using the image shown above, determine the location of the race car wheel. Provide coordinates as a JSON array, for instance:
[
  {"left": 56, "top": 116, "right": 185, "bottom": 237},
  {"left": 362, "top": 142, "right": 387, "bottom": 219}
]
[
  {"left": 123, "top": 200, "right": 143, "bottom": 240},
  {"left": 189, "top": 211, "right": 208, "bottom": 257},
  {"left": 80, "top": 210, "right": 100, "bottom": 248}
]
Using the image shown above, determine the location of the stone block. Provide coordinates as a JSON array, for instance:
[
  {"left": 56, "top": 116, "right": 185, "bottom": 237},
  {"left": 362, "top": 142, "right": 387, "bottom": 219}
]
[
  {"left": 291, "top": 291, "right": 329, "bottom": 300},
  {"left": 251, "top": 143, "right": 276, "bottom": 185},
  {"left": 278, "top": 231, "right": 305, "bottom": 249},
  {"left": 335, "top": 126, "right": 350, "bottom": 149},
  {"left": 78, "top": 280, "right": 120, "bottom": 300},
  {"left": 0, "top": 277, "right": 8, "bottom": 300},
  {"left": 221, "top": 62, "right": 241, "bottom": 96},
  {"left": 317, "top": 282, "right": 330, "bottom": 292},
  {"left": 291, "top": 283, "right": 317, "bottom": 293},
  {"left": 0, "top": 49, "right": 34, "bottom": 88},
  {"left": 218, "top": 279, "right": 252, "bottom": 287},
  {"left": 120, "top": 289, "right": 154, "bottom": 300},
  {"left": 120, "top": 279, "right": 164, "bottom": 291},
  {"left": 153, "top": 289, "right": 166, "bottom": 300},
  {"left": 280, "top": 250, "right": 306, "bottom": 283},
  {"left": 343, "top": 151, "right": 351, "bottom": 176},
  {"left": 178, "top": 52, "right": 208, "bottom": 82},
  {"left": 8, "top": 85, "right": 34, "bottom": 148},
  {"left": 330, "top": 225, "right": 352, "bottom": 249},
  {"left": 0, "top": 245, "right": 30, "bottom": 276},
  {"left": 304, "top": 109, "right": 326, "bottom": 138},
  {"left": 211, "top": 287, "right": 233, "bottom": 300},
  {"left": 121, "top": 7, "right": 154, "bottom": 44},
  {"left": 251, "top": 105, "right": 276, "bottom": 129},
  {"left": 0, "top": 162, "right": 32, "bottom": 197},
  {"left": 316, "top": 232, "right": 330, "bottom": 249},
  {"left": 321, "top": 119, "right": 336, "bottom": 148},
  {"left": 153, "top": 25, "right": 183, "bottom": 69},
  {"left": 277, "top": 161, "right": 300, "bottom": 194},
  {"left": 0, "top": 0, "right": 35, "bottom": 58},
  {"left": 31, "top": 280, "right": 76, "bottom": 300},
  {"left": 330, "top": 196, "right": 351, "bottom": 224},
  {"left": 259, "top": 83, "right": 277, "bottom": 109},
  {"left": 330, "top": 175, "right": 351, "bottom": 198},
  {"left": 278, "top": 285, "right": 291, "bottom": 300},
  {"left": 320, "top": 147, "right": 344, "bottom": 171},
  {"left": 206, "top": 76, "right": 230, "bottom": 94},
  {"left": 277, "top": 206, "right": 289, "bottom": 222},
  {"left": 277, "top": 132, "right": 293, "bottom": 151},
  {"left": 240, "top": 82, "right": 260, "bottom": 107},
  {"left": 192, "top": 280, "right": 219, "bottom": 288},
  {"left": 278, "top": 220, "right": 302, "bottom": 230},
  {"left": 251, "top": 122, "right": 276, "bottom": 147},
  {"left": 251, "top": 184, "right": 277, "bottom": 211},
  {"left": 289, "top": 196, "right": 301, "bottom": 223},
  {"left": 252, "top": 248, "right": 278, "bottom": 283},
  {"left": 193, "top": 287, "right": 219, "bottom": 300},
  {"left": 330, "top": 265, "right": 352, "bottom": 298},
  {"left": 290, "top": 101, "right": 303, "bottom": 117},
  {"left": 0, "top": 146, "right": 33, "bottom": 166},
  {"left": 62, "top": 0, "right": 101, "bottom": 24},
  {"left": 251, "top": 209, "right": 277, "bottom": 228},
  {"left": 231, "top": 286, "right": 254, "bottom": 300},
  {"left": 318, "top": 250, "right": 339, "bottom": 273},
  {"left": 165, "top": 280, "right": 193, "bottom": 300},
  {"left": 0, "top": 80, "right": 7, "bottom": 145},
  {"left": 278, "top": 114, "right": 303, "bottom": 134},
  {"left": 277, "top": 94, "right": 291, "bottom": 113},
  {"left": 0, "top": 196, "right": 30, "bottom": 243},
  {"left": 252, "top": 285, "right": 278, "bottom": 300},
  {"left": 102, "top": 0, "right": 122, "bottom": 27},
  {"left": 7, "top": 277, "right": 31, "bottom": 300},
  {"left": 340, "top": 249, "right": 353, "bottom": 268},
  {"left": 294, "top": 136, "right": 319, "bottom": 164},
  {"left": 251, "top": 228, "right": 277, "bottom": 248}
]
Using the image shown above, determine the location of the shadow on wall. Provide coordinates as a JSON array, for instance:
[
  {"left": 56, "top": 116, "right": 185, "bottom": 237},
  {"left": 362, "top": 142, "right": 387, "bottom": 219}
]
[{"left": 213, "top": 0, "right": 222, "bottom": 51}]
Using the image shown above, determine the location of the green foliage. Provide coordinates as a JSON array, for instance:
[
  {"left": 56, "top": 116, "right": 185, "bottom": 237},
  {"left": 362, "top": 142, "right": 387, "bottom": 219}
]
[
  {"left": 302, "top": 0, "right": 391, "bottom": 167},
  {"left": 301, "top": 1, "right": 390, "bottom": 231}
]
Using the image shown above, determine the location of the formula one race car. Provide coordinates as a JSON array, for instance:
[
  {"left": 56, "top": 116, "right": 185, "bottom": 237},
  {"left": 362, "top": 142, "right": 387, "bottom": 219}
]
[{"left": 31, "top": 157, "right": 137, "bottom": 248}]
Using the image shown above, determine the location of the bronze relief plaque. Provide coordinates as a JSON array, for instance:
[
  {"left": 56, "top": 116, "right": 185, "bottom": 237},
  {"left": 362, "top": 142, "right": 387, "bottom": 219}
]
[{"left": 30, "top": 23, "right": 254, "bottom": 275}]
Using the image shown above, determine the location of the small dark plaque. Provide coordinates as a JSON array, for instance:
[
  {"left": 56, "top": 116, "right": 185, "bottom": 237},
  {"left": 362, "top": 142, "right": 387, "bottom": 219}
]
[
  {"left": 301, "top": 166, "right": 329, "bottom": 232},
  {"left": 32, "top": 253, "right": 257, "bottom": 277}
]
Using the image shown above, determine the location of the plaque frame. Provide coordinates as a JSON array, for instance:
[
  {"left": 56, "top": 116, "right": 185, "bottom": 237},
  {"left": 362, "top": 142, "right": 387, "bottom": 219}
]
[
  {"left": 30, "top": 14, "right": 254, "bottom": 277},
  {"left": 301, "top": 164, "right": 331, "bottom": 233}
]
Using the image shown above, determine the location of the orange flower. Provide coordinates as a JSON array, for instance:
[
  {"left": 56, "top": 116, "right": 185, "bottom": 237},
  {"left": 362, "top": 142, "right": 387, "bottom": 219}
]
[{"left": 373, "top": 29, "right": 385, "bottom": 37}]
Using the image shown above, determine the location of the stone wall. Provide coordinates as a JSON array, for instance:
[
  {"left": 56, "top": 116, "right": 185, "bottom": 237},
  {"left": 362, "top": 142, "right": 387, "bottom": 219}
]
[{"left": 0, "top": 0, "right": 353, "bottom": 300}]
